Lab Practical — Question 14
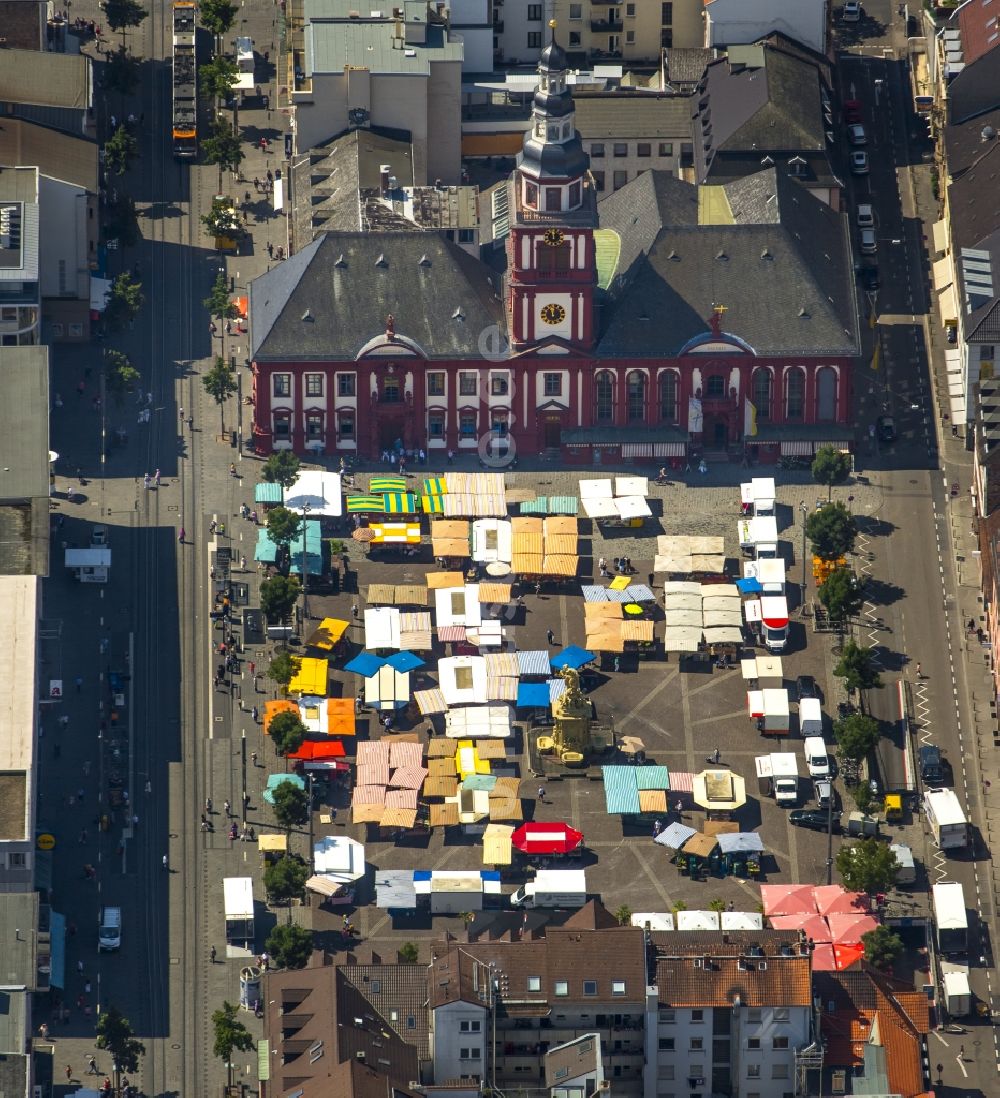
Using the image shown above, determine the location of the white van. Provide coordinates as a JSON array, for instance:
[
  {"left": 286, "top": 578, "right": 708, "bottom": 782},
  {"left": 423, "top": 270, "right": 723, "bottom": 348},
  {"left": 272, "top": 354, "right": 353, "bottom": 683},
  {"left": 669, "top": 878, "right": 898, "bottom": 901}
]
[
  {"left": 98, "top": 906, "right": 122, "bottom": 952},
  {"left": 803, "top": 736, "right": 831, "bottom": 779}
]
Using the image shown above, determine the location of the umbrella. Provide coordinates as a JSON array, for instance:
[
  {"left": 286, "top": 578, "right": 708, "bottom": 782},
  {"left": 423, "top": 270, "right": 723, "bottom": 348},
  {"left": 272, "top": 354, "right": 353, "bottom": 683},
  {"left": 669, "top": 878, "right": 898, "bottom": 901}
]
[
  {"left": 351, "top": 527, "right": 376, "bottom": 542},
  {"left": 716, "top": 831, "right": 764, "bottom": 855},
  {"left": 511, "top": 821, "right": 583, "bottom": 855},
  {"left": 344, "top": 652, "right": 385, "bottom": 677},
  {"left": 813, "top": 942, "right": 865, "bottom": 971},
  {"left": 263, "top": 773, "right": 306, "bottom": 804},
  {"left": 485, "top": 561, "right": 511, "bottom": 576},
  {"left": 550, "top": 645, "right": 596, "bottom": 670},
  {"left": 516, "top": 682, "right": 550, "bottom": 708},
  {"left": 654, "top": 821, "right": 696, "bottom": 849},
  {"left": 769, "top": 913, "right": 832, "bottom": 942},
  {"left": 619, "top": 735, "right": 645, "bottom": 756},
  {"left": 384, "top": 651, "right": 425, "bottom": 673},
  {"left": 826, "top": 912, "right": 878, "bottom": 944},
  {"left": 760, "top": 884, "right": 817, "bottom": 917},
  {"left": 346, "top": 495, "right": 387, "bottom": 512},
  {"left": 812, "top": 884, "right": 869, "bottom": 916},
  {"left": 736, "top": 576, "right": 763, "bottom": 594},
  {"left": 369, "top": 477, "right": 407, "bottom": 493}
]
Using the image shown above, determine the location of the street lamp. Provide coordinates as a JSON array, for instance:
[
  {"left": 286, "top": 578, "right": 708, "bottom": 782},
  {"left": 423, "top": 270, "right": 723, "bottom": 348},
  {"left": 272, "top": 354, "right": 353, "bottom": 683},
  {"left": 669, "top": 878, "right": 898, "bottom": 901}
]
[
  {"left": 800, "top": 501, "right": 808, "bottom": 617},
  {"left": 301, "top": 501, "right": 311, "bottom": 620}
]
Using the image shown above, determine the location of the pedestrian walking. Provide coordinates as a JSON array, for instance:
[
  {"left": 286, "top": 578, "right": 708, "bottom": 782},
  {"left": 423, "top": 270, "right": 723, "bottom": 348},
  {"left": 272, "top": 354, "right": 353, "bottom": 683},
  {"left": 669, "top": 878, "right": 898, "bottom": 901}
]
[
  {"left": 154, "top": 469, "right": 161, "bottom": 486},
  {"left": 88, "top": 1056, "right": 99, "bottom": 1074},
  {"left": 248, "top": 660, "right": 256, "bottom": 677},
  {"left": 178, "top": 527, "right": 185, "bottom": 543},
  {"left": 712, "top": 747, "right": 721, "bottom": 764},
  {"left": 447, "top": 449, "right": 454, "bottom": 465},
  {"left": 355, "top": 691, "right": 364, "bottom": 714},
  {"left": 652, "top": 819, "right": 662, "bottom": 837},
  {"left": 537, "top": 786, "right": 546, "bottom": 802},
  {"left": 77, "top": 960, "right": 84, "bottom": 976},
  {"left": 39, "top": 1022, "right": 50, "bottom": 1040},
  {"left": 546, "top": 628, "right": 555, "bottom": 645},
  {"left": 66, "top": 1066, "right": 73, "bottom": 1082},
  {"left": 210, "top": 945, "right": 218, "bottom": 963},
  {"left": 267, "top": 241, "right": 274, "bottom": 258},
  {"left": 598, "top": 556, "right": 606, "bottom": 575},
  {"left": 352, "top": 603, "right": 359, "bottom": 619},
  {"left": 251, "top": 706, "right": 259, "bottom": 723},
  {"left": 143, "top": 473, "right": 151, "bottom": 489},
  {"left": 674, "top": 799, "right": 683, "bottom": 815},
  {"left": 162, "top": 854, "right": 169, "bottom": 871},
  {"left": 916, "top": 662, "right": 923, "bottom": 678},
  {"left": 251, "top": 751, "right": 259, "bottom": 767},
  {"left": 959, "top": 1044, "right": 965, "bottom": 1058},
  {"left": 58, "top": 714, "right": 69, "bottom": 730},
  {"left": 205, "top": 797, "right": 213, "bottom": 813},
  {"left": 224, "top": 799, "right": 231, "bottom": 818}
]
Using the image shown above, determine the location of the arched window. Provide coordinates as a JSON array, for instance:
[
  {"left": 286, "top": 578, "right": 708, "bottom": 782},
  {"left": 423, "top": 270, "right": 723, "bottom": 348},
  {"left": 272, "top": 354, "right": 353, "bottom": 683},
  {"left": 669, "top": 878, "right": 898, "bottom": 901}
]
[
  {"left": 658, "top": 371, "right": 678, "bottom": 422},
  {"left": 706, "top": 374, "right": 725, "bottom": 397},
  {"left": 784, "top": 367, "right": 805, "bottom": 420},
  {"left": 751, "top": 368, "right": 772, "bottom": 419},
  {"left": 627, "top": 371, "right": 646, "bottom": 422},
  {"left": 595, "top": 371, "right": 614, "bottom": 423},
  {"left": 816, "top": 366, "right": 838, "bottom": 422}
]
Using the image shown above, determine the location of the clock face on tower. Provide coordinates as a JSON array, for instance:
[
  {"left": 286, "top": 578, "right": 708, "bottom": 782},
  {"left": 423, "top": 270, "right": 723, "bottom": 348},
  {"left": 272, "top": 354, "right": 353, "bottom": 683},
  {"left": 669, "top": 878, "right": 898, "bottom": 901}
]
[
  {"left": 543, "top": 228, "right": 565, "bottom": 246},
  {"left": 540, "top": 302, "right": 567, "bottom": 325}
]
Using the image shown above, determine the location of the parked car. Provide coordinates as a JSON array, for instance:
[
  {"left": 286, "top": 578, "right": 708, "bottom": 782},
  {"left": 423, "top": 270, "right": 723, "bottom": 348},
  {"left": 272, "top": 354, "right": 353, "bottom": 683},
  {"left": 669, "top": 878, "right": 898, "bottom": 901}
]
[
  {"left": 790, "top": 809, "right": 842, "bottom": 833},
  {"left": 876, "top": 415, "right": 896, "bottom": 444},
  {"left": 851, "top": 151, "right": 870, "bottom": 175},
  {"left": 795, "top": 674, "right": 820, "bottom": 701},
  {"left": 859, "top": 228, "right": 877, "bottom": 255},
  {"left": 843, "top": 1, "right": 862, "bottom": 21},
  {"left": 919, "top": 744, "right": 945, "bottom": 785},
  {"left": 847, "top": 123, "right": 867, "bottom": 146},
  {"left": 856, "top": 203, "right": 874, "bottom": 229},
  {"left": 843, "top": 98, "right": 863, "bottom": 123},
  {"left": 860, "top": 265, "right": 880, "bottom": 291}
]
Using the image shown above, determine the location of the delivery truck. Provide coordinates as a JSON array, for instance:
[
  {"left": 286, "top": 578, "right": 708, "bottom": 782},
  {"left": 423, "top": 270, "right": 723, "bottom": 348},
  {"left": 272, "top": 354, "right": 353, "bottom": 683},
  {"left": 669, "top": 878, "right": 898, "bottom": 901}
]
[
  {"left": 510, "top": 869, "right": 587, "bottom": 909},
  {"left": 932, "top": 881, "right": 968, "bottom": 955},
  {"left": 747, "top": 687, "right": 791, "bottom": 735},
  {"left": 738, "top": 515, "right": 778, "bottom": 557},
  {"left": 739, "top": 478, "right": 776, "bottom": 518},
  {"left": 924, "top": 788, "right": 969, "bottom": 851},
  {"left": 755, "top": 753, "right": 799, "bottom": 805},
  {"left": 940, "top": 962, "right": 972, "bottom": 1016}
]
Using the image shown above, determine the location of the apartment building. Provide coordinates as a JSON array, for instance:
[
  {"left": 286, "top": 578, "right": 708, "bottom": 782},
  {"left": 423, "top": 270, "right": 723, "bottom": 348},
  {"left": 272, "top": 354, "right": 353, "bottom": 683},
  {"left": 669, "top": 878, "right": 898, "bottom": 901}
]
[
  {"left": 0, "top": 167, "right": 41, "bottom": 347},
  {"left": 429, "top": 927, "right": 650, "bottom": 1093},
  {"left": 647, "top": 931, "right": 816, "bottom": 1098},
  {"left": 286, "top": 0, "right": 464, "bottom": 184},
  {"left": 494, "top": 0, "right": 703, "bottom": 66}
]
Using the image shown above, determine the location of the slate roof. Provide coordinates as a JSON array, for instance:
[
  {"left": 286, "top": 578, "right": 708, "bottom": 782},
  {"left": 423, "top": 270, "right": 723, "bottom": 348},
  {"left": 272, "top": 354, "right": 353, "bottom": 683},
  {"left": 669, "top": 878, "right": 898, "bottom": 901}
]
[
  {"left": 0, "top": 119, "right": 98, "bottom": 192},
  {"left": 943, "top": 107, "right": 1000, "bottom": 177},
  {"left": 250, "top": 232, "right": 503, "bottom": 362},
  {"left": 663, "top": 47, "right": 716, "bottom": 86},
  {"left": 654, "top": 932, "right": 812, "bottom": 1008},
  {"left": 429, "top": 927, "right": 647, "bottom": 1009},
  {"left": 947, "top": 140, "right": 1000, "bottom": 252},
  {"left": 0, "top": 1, "right": 44, "bottom": 49},
  {"left": 946, "top": 44, "right": 1000, "bottom": 125},
  {"left": 573, "top": 93, "right": 694, "bottom": 140},
  {"left": 597, "top": 168, "right": 859, "bottom": 357}
]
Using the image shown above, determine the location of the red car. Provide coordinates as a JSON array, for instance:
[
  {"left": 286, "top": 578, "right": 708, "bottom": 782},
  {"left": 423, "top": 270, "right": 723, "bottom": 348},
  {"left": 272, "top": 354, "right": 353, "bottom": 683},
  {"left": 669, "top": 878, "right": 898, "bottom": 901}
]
[{"left": 843, "top": 99, "right": 863, "bottom": 124}]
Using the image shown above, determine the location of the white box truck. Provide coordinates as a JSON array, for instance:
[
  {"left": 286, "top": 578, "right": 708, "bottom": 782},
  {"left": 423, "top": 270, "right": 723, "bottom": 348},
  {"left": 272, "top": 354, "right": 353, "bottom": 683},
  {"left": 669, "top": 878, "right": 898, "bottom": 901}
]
[
  {"left": 941, "top": 963, "right": 972, "bottom": 1016},
  {"left": 760, "top": 596, "right": 789, "bottom": 652},
  {"left": 224, "top": 876, "right": 255, "bottom": 956},
  {"left": 755, "top": 753, "right": 799, "bottom": 805},
  {"left": 799, "top": 698, "right": 823, "bottom": 737},
  {"left": 924, "top": 789, "right": 969, "bottom": 850},
  {"left": 510, "top": 869, "right": 587, "bottom": 909},
  {"left": 932, "top": 881, "right": 968, "bottom": 955}
]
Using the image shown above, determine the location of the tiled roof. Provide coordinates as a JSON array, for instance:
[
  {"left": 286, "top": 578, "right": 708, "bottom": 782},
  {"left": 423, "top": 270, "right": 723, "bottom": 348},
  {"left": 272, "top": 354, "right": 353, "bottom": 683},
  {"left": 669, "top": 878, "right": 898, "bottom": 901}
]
[
  {"left": 943, "top": 107, "right": 1000, "bottom": 178},
  {"left": 663, "top": 48, "right": 716, "bottom": 85},
  {"left": 597, "top": 168, "right": 859, "bottom": 357},
  {"left": 429, "top": 928, "right": 647, "bottom": 1009},
  {"left": 957, "top": 0, "right": 1000, "bottom": 68},
  {"left": 948, "top": 143, "right": 1000, "bottom": 253},
  {"left": 339, "top": 963, "right": 432, "bottom": 1060},
  {"left": 655, "top": 948, "right": 811, "bottom": 1008}
]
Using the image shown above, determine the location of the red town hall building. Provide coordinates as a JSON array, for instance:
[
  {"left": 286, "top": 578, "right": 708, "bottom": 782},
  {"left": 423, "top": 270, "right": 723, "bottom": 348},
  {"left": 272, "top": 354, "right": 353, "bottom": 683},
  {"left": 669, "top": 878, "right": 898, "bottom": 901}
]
[{"left": 248, "top": 32, "right": 860, "bottom": 465}]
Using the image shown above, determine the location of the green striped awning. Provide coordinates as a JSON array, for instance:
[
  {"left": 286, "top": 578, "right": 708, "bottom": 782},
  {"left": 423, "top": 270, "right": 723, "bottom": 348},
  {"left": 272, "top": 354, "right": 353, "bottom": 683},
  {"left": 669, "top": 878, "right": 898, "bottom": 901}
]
[
  {"left": 423, "top": 477, "right": 448, "bottom": 496},
  {"left": 519, "top": 498, "right": 548, "bottom": 514},
  {"left": 422, "top": 494, "right": 444, "bottom": 514},
  {"left": 383, "top": 493, "right": 418, "bottom": 514},
  {"left": 346, "top": 495, "right": 387, "bottom": 513},
  {"left": 255, "top": 481, "right": 283, "bottom": 504},
  {"left": 369, "top": 477, "right": 407, "bottom": 493}
]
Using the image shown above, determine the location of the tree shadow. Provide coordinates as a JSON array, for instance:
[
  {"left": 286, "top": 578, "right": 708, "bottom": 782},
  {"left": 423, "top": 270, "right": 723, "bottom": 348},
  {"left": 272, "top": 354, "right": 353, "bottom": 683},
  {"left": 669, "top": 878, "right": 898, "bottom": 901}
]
[{"left": 862, "top": 577, "right": 905, "bottom": 608}]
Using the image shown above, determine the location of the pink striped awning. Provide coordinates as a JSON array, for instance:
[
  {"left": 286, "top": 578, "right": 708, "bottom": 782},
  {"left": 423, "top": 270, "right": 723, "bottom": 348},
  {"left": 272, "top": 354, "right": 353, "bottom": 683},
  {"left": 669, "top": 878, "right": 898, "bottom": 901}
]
[
  {"left": 438, "top": 625, "right": 468, "bottom": 643},
  {"left": 669, "top": 771, "right": 695, "bottom": 792}
]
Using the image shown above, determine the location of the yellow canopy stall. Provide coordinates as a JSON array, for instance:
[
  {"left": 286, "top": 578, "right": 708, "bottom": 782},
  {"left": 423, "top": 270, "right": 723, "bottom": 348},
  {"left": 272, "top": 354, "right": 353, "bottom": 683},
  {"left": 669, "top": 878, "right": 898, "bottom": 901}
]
[
  {"left": 288, "top": 657, "right": 329, "bottom": 696},
  {"left": 305, "top": 618, "right": 350, "bottom": 650}
]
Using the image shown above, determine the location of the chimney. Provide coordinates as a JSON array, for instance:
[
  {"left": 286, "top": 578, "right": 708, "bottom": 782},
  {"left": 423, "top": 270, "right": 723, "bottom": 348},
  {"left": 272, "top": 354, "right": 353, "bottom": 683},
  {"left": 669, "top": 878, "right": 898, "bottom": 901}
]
[{"left": 380, "top": 164, "right": 391, "bottom": 194}]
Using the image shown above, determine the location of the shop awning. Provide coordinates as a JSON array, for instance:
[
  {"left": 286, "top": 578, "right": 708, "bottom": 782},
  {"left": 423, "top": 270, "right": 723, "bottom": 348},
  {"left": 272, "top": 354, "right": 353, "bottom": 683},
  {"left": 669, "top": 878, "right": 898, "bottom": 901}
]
[
  {"left": 932, "top": 254, "right": 954, "bottom": 291},
  {"left": 932, "top": 218, "right": 949, "bottom": 253}
]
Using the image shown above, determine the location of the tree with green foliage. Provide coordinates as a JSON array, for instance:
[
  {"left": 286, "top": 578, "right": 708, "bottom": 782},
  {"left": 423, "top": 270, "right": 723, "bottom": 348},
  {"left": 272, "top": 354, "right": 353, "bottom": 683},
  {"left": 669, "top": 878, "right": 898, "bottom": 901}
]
[
  {"left": 202, "top": 195, "right": 242, "bottom": 240},
  {"left": 399, "top": 941, "right": 420, "bottom": 963},
  {"left": 105, "top": 192, "right": 140, "bottom": 247},
  {"left": 200, "top": 0, "right": 239, "bottom": 34},
  {"left": 266, "top": 506, "right": 303, "bottom": 560},
  {"left": 202, "top": 356, "right": 238, "bottom": 434},
  {"left": 203, "top": 270, "right": 240, "bottom": 324},
  {"left": 262, "top": 450, "right": 302, "bottom": 489},
  {"left": 104, "top": 272, "right": 144, "bottom": 330},
  {"left": 812, "top": 445, "right": 852, "bottom": 501},
  {"left": 200, "top": 53, "right": 239, "bottom": 102},
  {"left": 833, "top": 712, "right": 880, "bottom": 761},
  {"left": 263, "top": 854, "right": 309, "bottom": 904},
  {"left": 835, "top": 838, "right": 899, "bottom": 895},
  {"left": 212, "top": 1000, "right": 255, "bottom": 1087},
  {"left": 818, "top": 567, "right": 866, "bottom": 622},
  {"left": 96, "top": 1005, "right": 146, "bottom": 1094},
  {"left": 806, "top": 501, "right": 857, "bottom": 561},
  {"left": 103, "top": 0, "right": 148, "bottom": 44},
  {"left": 614, "top": 904, "right": 633, "bottom": 926},
  {"left": 268, "top": 710, "right": 307, "bottom": 756},
  {"left": 105, "top": 45, "right": 141, "bottom": 96},
  {"left": 834, "top": 640, "right": 883, "bottom": 694},
  {"left": 104, "top": 124, "right": 139, "bottom": 175},
  {"left": 104, "top": 350, "right": 141, "bottom": 403},
  {"left": 861, "top": 925, "right": 904, "bottom": 970},
  {"left": 268, "top": 650, "right": 296, "bottom": 687},
  {"left": 260, "top": 574, "right": 301, "bottom": 624},
  {"left": 272, "top": 780, "right": 310, "bottom": 827},
  {"left": 265, "top": 923, "right": 314, "bottom": 970},
  {"left": 851, "top": 781, "right": 875, "bottom": 814},
  {"left": 202, "top": 116, "right": 244, "bottom": 187}
]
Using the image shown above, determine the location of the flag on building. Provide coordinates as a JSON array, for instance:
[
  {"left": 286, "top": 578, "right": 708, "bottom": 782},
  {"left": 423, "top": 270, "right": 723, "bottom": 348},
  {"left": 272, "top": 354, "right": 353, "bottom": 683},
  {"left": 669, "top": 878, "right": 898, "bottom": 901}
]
[{"left": 744, "top": 398, "right": 758, "bottom": 437}]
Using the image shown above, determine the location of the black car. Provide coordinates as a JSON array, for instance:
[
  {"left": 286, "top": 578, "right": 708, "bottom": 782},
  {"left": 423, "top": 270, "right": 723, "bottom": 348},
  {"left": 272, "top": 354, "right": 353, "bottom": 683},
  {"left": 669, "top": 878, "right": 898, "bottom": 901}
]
[
  {"left": 918, "top": 744, "right": 945, "bottom": 785},
  {"left": 789, "top": 809, "right": 842, "bottom": 833},
  {"left": 795, "top": 674, "right": 820, "bottom": 702},
  {"left": 876, "top": 415, "right": 896, "bottom": 444},
  {"left": 861, "top": 265, "right": 879, "bottom": 291}
]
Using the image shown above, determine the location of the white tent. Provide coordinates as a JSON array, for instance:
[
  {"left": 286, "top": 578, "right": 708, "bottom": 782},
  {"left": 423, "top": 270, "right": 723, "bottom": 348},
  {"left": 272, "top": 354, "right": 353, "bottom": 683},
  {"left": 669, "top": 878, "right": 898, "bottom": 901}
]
[
  {"left": 615, "top": 476, "right": 648, "bottom": 497},
  {"left": 615, "top": 496, "right": 652, "bottom": 519},
  {"left": 364, "top": 607, "right": 401, "bottom": 649},
  {"left": 364, "top": 666, "right": 410, "bottom": 710},
  {"left": 313, "top": 835, "right": 365, "bottom": 883},
  {"left": 445, "top": 705, "right": 512, "bottom": 738},
  {"left": 284, "top": 469, "right": 343, "bottom": 517},
  {"left": 581, "top": 496, "right": 619, "bottom": 519},
  {"left": 435, "top": 585, "right": 483, "bottom": 628},
  {"left": 471, "top": 519, "right": 513, "bottom": 564},
  {"left": 579, "top": 478, "right": 614, "bottom": 498},
  {"left": 676, "top": 910, "right": 721, "bottom": 930},
  {"left": 721, "top": 911, "right": 764, "bottom": 930},
  {"left": 438, "top": 655, "right": 489, "bottom": 705}
]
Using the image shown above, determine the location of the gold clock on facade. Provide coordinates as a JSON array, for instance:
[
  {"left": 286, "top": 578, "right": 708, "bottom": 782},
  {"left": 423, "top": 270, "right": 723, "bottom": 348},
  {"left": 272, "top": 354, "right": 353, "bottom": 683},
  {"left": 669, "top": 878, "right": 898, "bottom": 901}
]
[
  {"left": 540, "top": 302, "right": 566, "bottom": 325},
  {"left": 543, "top": 228, "right": 565, "bottom": 246}
]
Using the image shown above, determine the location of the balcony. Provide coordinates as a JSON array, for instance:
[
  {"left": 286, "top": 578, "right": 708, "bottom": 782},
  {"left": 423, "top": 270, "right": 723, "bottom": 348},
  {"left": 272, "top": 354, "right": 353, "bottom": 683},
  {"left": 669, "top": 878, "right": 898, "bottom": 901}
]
[{"left": 590, "top": 17, "right": 623, "bottom": 31}]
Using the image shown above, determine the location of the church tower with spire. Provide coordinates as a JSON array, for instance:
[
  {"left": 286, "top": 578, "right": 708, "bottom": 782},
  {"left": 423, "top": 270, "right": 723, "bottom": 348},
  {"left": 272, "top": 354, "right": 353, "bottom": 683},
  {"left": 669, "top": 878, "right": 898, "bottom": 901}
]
[{"left": 507, "top": 22, "right": 597, "bottom": 350}]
